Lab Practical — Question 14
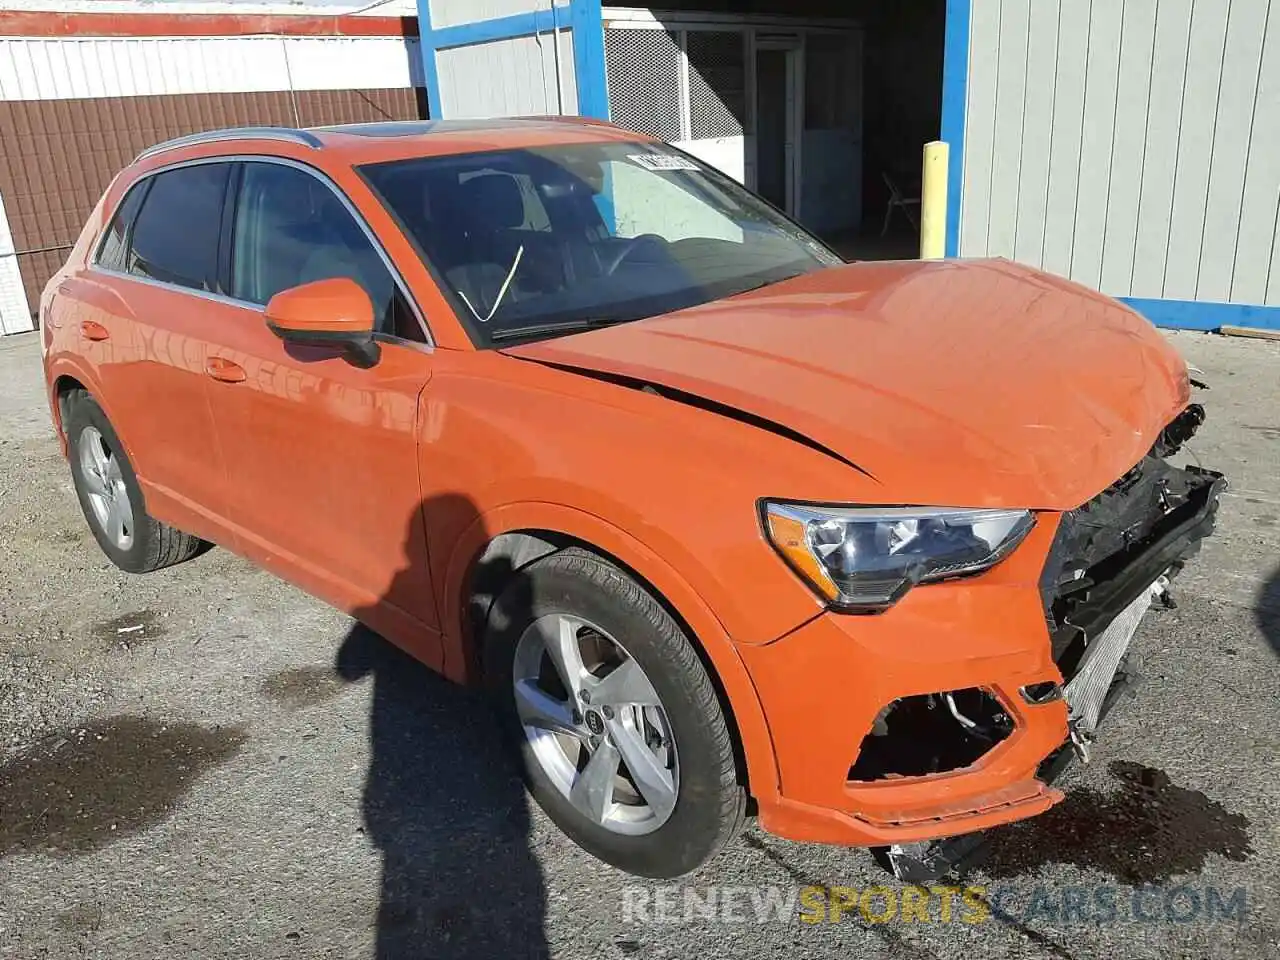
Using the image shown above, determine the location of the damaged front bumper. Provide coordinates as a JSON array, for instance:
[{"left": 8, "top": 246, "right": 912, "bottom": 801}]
[
  {"left": 887, "top": 458, "right": 1224, "bottom": 883},
  {"left": 1037, "top": 454, "right": 1225, "bottom": 774},
  {"left": 740, "top": 418, "right": 1224, "bottom": 875}
]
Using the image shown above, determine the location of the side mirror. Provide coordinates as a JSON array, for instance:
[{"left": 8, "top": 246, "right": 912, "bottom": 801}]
[{"left": 264, "top": 277, "right": 380, "bottom": 368}]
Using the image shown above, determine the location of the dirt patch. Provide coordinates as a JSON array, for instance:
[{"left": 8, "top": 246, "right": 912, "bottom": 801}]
[
  {"left": 260, "top": 665, "right": 345, "bottom": 709},
  {"left": 0, "top": 716, "right": 246, "bottom": 858},
  {"left": 982, "top": 760, "right": 1253, "bottom": 882},
  {"left": 90, "top": 610, "right": 165, "bottom": 649}
]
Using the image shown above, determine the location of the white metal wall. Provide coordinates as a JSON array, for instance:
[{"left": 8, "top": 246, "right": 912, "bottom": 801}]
[
  {"left": 436, "top": 29, "right": 577, "bottom": 117},
  {"left": 428, "top": 0, "right": 568, "bottom": 30},
  {"left": 428, "top": 0, "right": 579, "bottom": 118},
  {"left": 960, "top": 0, "right": 1280, "bottom": 306},
  {"left": 0, "top": 191, "right": 32, "bottom": 335},
  {"left": 0, "top": 36, "right": 424, "bottom": 100}
]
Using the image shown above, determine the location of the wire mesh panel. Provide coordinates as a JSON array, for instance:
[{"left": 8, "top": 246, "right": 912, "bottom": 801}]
[
  {"left": 686, "top": 31, "right": 747, "bottom": 139},
  {"left": 604, "top": 28, "right": 682, "bottom": 141}
]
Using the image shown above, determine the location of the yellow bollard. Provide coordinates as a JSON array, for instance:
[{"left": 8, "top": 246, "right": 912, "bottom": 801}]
[{"left": 919, "top": 141, "right": 949, "bottom": 260}]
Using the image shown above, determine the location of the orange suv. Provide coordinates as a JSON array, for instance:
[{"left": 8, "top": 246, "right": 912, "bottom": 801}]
[{"left": 41, "top": 119, "right": 1222, "bottom": 880}]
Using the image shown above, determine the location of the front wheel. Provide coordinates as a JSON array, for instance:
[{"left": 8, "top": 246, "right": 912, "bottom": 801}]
[{"left": 484, "top": 548, "right": 746, "bottom": 878}]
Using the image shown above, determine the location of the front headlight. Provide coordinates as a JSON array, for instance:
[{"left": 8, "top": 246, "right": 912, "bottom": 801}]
[{"left": 762, "top": 501, "right": 1035, "bottom": 611}]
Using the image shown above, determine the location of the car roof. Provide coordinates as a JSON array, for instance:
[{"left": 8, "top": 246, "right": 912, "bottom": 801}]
[{"left": 134, "top": 118, "right": 652, "bottom": 168}]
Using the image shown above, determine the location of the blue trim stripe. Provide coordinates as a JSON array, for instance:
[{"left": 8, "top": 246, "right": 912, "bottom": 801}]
[
  {"left": 571, "top": 0, "right": 610, "bottom": 119},
  {"left": 415, "top": 0, "right": 440, "bottom": 119},
  {"left": 1121, "top": 297, "right": 1280, "bottom": 332},
  {"left": 940, "top": 0, "right": 970, "bottom": 258}
]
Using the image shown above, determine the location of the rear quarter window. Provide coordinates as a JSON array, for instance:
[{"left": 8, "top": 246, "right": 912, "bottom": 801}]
[
  {"left": 125, "top": 163, "right": 231, "bottom": 292},
  {"left": 96, "top": 181, "right": 149, "bottom": 272}
]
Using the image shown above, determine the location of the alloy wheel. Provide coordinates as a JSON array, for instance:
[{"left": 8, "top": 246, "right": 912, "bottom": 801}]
[
  {"left": 78, "top": 425, "right": 134, "bottom": 551},
  {"left": 512, "top": 613, "right": 679, "bottom": 835}
]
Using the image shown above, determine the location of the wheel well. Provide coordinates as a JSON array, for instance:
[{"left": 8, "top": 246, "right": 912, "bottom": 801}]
[
  {"left": 52, "top": 375, "right": 88, "bottom": 438},
  {"left": 467, "top": 530, "right": 752, "bottom": 795}
]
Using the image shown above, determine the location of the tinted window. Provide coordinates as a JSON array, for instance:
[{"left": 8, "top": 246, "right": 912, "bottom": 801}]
[
  {"left": 126, "top": 163, "right": 230, "bottom": 291},
  {"left": 230, "top": 161, "right": 423, "bottom": 341},
  {"left": 97, "top": 181, "right": 148, "bottom": 271}
]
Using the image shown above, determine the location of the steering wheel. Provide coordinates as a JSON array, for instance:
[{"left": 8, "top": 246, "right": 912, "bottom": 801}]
[{"left": 602, "top": 234, "right": 669, "bottom": 276}]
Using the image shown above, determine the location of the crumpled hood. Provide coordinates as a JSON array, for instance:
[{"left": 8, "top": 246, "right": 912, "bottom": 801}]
[{"left": 503, "top": 259, "right": 1191, "bottom": 510}]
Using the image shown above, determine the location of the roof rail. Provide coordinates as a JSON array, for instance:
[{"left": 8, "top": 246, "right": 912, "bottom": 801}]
[
  {"left": 134, "top": 126, "right": 324, "bottom": 162},
  {"left": 520, "top": 114, "right": 618, "bottom": 128}
]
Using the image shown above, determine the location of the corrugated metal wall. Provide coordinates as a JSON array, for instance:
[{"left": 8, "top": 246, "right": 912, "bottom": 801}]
[
  {"left": 429, "top": 0, "right": 569, "bottom": 30},
  {"left": 0, "top": 191, "right": 30, "bottom": 335},
  {"left": 436, "top": 29, "right": 577, "bottom": 117},
  {"left": 0, "top": 36, "right": 424, "bottom": 100},
  {"left": 427, "top": 1, "right": 578, "bottom": 118},
  {"left": 960, "top": 0, "right": 1280, "bottom": 307},
  {"left": 0, "top": 32, "right": 427, "bottom": 334}
]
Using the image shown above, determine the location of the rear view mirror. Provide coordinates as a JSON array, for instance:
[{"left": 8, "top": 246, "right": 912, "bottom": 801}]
[{"left": 264, "top": 277, "right": 380, "bottom": 367}]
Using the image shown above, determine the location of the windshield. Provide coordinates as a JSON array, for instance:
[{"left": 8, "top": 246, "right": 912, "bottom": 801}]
[{"left": 359, "top": 141, "right": 842, "bottom": 346}]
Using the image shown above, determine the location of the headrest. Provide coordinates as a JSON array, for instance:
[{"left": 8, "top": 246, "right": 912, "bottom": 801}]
[{"left": 458, "top": 173, "right": 526, "bottom": 231}]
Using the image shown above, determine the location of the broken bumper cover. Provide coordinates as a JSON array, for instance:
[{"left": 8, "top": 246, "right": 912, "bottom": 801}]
[
  {"left": 738, "top": 517, "right": 1073, "bottom": 848},
  {"left": 738, "top": 463, "right": 1224, "bottom": 851}
]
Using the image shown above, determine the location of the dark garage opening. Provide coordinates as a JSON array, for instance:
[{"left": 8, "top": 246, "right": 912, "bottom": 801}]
[{"left": 603, "top": 1, "right": 946, "bottom": 259}]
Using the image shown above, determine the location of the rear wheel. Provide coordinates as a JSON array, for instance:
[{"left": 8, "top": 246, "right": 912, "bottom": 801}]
[
  {"left": 65, "top": 391, "right": 205, "bottom": 573},
  {"left": 485, "top": 547, "right": 746, "bottom": 878}
]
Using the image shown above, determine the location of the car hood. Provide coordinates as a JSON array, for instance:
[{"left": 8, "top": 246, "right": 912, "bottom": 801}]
[{"left": 503, "top": 258, "right": 1190, "bottom": 509}]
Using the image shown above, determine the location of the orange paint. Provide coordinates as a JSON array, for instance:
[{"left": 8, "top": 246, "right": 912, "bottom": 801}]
[{"left": 41, "top": 120, "right": 1199, "bottom": 850}]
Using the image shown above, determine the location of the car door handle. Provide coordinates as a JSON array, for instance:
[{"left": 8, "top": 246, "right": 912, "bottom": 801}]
[
  {"left": 205, "top": 357, "right": 246, "bottom": 383},
  {"left": 80, "top": 320, "right": 110, "bottom": 341}
]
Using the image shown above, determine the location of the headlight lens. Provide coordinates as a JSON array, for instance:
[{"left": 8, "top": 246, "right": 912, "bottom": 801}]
[{"left": 762, "top": 502, "right": 1035, "bottom": 610}]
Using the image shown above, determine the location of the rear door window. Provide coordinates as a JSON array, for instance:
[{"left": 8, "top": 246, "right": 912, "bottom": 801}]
[{"left": 126, "top": 162, "right": 231, "bottom": 292}]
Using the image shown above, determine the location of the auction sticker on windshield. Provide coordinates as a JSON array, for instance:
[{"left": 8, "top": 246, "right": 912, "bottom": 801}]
[{"left": 628, "top": 153, "right": 701, "bottom": 172}]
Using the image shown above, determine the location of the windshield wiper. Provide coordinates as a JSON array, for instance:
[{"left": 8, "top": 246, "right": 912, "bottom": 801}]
[
  {"left": 489, "top": 317, "right": 633, "bottom": 342},
  {"left": 732, "top": 268, "right": 810, "bottom": 297}
]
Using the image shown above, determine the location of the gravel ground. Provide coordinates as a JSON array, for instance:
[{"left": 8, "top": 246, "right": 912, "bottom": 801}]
[{"left": 1, "top": 328, "right": 1277, "bottom": 959}]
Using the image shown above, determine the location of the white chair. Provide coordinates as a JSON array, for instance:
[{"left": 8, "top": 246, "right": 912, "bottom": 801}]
[{"left": 881, "top": 171, "right": 921, "bottom": 236}]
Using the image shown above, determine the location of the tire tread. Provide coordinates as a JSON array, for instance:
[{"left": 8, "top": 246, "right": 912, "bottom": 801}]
[{"left": 64, "top": 389, "right": 205, "bottom": 573}]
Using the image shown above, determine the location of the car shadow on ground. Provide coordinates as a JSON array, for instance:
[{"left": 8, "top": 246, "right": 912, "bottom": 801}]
[
  {"left": 1256, "top": 564, "right": 1280, "bottom": 658},
  {"left": 335, "top": 494, "right": 549, "bottom": 960}
]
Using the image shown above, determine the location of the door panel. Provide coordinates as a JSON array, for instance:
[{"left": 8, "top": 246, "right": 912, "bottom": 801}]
[
  {"left": 205, "top": 313, "right": 439, "bottom": 662},
  {"left": 89, "top": 162, "right": 233, "bottom": 536},
  {"left": 101, "top": 280, "right": 234, "bottom": 535},
  {"left": 205, "top": 158, "right": 439, "bottom": 666}
]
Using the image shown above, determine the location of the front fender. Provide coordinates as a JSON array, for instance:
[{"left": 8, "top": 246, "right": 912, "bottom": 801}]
[{"left": 440, "top": 499, "right": 782, "bottom": 805}]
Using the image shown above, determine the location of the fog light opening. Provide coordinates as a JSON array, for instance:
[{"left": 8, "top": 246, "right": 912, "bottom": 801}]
[
  {"left": 848, "top": 688, "right": 1013, "bottom": 782},
  {"left": 1020, "top": 681, "right": 1063, "bottom": 705}
]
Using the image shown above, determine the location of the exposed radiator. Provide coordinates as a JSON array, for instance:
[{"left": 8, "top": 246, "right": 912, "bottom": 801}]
[{"left": 1063, "top": 579, "right": 1162, "bottom": 736}]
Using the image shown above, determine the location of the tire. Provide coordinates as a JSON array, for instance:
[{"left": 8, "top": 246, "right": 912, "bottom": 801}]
[
  {"left": 64, "top": 390, "right": 206, "bottom": 573},
  {"left": 484, "top": 547, "right": 747, "bottom": 878}
]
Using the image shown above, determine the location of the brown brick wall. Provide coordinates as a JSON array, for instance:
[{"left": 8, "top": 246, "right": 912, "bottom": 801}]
[{"left": 0, "top": 87, "right": 427, "bottom": 316}]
